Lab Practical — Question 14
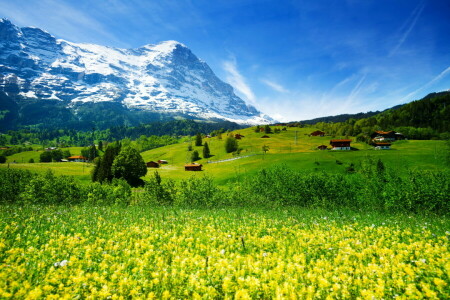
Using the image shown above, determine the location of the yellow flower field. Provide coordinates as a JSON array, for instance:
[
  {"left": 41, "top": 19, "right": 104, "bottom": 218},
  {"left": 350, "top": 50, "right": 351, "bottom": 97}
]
[{"left": 0, "top": 206, "right": 448, "bottom": 299}]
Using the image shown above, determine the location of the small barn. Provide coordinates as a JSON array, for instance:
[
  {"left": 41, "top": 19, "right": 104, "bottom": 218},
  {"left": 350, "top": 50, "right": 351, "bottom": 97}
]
[
  {"left": 68, "top": 156, "right": 88, "bottom": 162},
  {"left": 317, "top": 145, "right": 328, "bottom": 150},
  {"left": 158, "top": 160, "right": 168, "bottom": 164},
  {"left": 330, "top": 139, "right": 352, "bottom": 150},
  {"left": 146, "top": 161, "right": 159, "bottom": 168},
  {"left": 261, "top": 135, "right": 270, "bottom": 138},
  {"left": 235, "top": 133, "right": 245, "bottom": 139},
  {"left": 311, "top": 130, "right": 325, "bottom": 137},
  {"left": 373, "top": 142, "right": 391, "bottom": 150},
  {"left": 185, "top": 163, "right": 203, "bottom": 171}
]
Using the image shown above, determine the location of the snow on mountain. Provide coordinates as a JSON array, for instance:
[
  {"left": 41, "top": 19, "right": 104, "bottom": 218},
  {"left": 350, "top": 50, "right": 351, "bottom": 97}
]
[{"left": 0, "top": 18, "right": 273, "bottom": 125}]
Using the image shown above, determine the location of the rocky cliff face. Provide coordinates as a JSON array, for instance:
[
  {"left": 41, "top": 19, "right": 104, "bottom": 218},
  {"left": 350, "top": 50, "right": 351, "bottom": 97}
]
[{"left": 0, "top": 18, "right": 273, "bottom": 128}]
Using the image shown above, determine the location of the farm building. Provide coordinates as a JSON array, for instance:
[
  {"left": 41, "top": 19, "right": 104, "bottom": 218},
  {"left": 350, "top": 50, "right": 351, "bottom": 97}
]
[
  {"left": 330, "top": 139, "right": 352, "bottom": 150},
  {"left": 371, "top": 131, "right": 405, "bottom": 141},
  {"left": 45, "top": 147, "right": 58, "bottom": 151},
  {"left": 261, "top": 135, "right": 270, "bottom": 138},
  {"left": 146, "top": 161, "right": 159, "bottom": 168},
  {"left": 185, "top": 163, "right": 202, "bottom": 171},
  {"left": 373, "top": 142, "right": 391, "bottom": 150},
  {"left": 317, "top": 145, "right": 328, "bottom": 150},
  {"left": 68, "top": 156, "right": 88, "bottom": 162},
  {"left": 235, "top": 133, "right": 245, "bottom": 139},
  {"left": 158, "top": 160, "right": 168, "bottom": 164},
  {"left": 311, "top": 130, "right": 325, "bottom": 137}
]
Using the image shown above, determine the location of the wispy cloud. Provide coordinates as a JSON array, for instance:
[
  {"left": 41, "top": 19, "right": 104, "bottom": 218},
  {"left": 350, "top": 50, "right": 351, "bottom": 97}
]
[
  {"left": 260, "top": 78, "right": 289, "bottom": 93},
  {"left": 401, "top": 65, "right": 450, "bottom": 102},
  {"left": 348, "top": 73, "right": 367, "bottom": 101},
  {"left": 389, "top": 1, "right": 426, "bottom": 56},
  {"left": 0, "top": 0, "right": 127, "bottom": 47},
  {"left": 223, "top": 58, "right": 256, "bottom": 104}
]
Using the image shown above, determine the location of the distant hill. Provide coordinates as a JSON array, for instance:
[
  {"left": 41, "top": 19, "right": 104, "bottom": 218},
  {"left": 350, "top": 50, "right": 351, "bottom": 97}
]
[
  {"left": 375, "top": 91, "right": 450, "bottom": 132},
  {"left": 284, "top": 91, "right": 449, "bottom": 133}
]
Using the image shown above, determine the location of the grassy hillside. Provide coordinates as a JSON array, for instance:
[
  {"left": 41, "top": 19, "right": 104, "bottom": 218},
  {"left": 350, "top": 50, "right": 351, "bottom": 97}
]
[
  {"left": 140, "top": 126, "right": 448, "bottom": 184},
  {"left": 1, "top": 126, "right": 448, "bottom": 185}
]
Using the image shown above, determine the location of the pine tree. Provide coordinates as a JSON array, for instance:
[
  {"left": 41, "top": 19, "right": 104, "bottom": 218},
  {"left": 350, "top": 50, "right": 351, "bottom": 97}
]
[
  {"left": 195, "top": 133, "right": 202, "bottom": 146},
  {"left": 203, "top": 142, "right": 210, "bottom": 158}
]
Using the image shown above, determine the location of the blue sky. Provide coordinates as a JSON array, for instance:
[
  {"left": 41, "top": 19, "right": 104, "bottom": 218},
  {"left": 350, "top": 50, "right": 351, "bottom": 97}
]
[{"left": 1, "top": 0, "right": 449, "bottom": 121}]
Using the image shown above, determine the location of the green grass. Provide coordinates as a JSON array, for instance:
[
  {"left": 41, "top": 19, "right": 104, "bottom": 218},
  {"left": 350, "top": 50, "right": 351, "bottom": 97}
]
[{"left": 1, "top": 126, "right": 448, "bottom": 186}]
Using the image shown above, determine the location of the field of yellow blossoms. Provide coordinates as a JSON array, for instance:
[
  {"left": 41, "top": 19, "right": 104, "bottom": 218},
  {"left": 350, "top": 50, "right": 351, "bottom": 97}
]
[{"left": 0, "top": 205, "right": 449, "bottom": 299}]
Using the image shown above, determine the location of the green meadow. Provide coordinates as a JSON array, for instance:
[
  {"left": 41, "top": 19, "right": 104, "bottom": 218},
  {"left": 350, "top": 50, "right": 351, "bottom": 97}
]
[{"left": 1, "top": 126, "right": 447, "bottom": 186}]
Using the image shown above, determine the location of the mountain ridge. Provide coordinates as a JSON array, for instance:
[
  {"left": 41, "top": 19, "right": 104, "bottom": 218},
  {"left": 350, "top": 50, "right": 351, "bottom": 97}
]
[{"left": 0, "top": 18, "right": 273, "bottom": 129}]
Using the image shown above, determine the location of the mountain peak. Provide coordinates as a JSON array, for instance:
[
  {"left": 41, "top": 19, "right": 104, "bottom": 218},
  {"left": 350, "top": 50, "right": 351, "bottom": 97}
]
[{"left": 0, "top": 20, "right": 274, "bottom": 127}]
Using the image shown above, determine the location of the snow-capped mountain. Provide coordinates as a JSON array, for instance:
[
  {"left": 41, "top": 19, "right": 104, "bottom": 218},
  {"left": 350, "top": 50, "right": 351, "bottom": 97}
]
[{"left": 0, "top": 18, "right": 273, "bottom": 128}]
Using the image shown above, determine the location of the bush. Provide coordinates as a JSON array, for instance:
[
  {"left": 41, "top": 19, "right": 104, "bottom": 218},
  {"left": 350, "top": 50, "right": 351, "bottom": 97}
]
[
  {"left": 178, "top": 176, "right": 220, "bottom": 207},
  {"left": 39, "top": 151, "right": 52, "bottom": 162},
  {"left": 0, "top": 155, "right": 6, "bottom": 163},
  {"left": 225, "top": 136, "right": 238, "bottom": 153},
  {"left": 191, "top": 150, "right": 200, "bottom": 162},
  {"left": 0, "top": 169, "right": 33, "bottom": 203},
  {"left": 142, "top": 171, "right": 177, "bottom": 205}
]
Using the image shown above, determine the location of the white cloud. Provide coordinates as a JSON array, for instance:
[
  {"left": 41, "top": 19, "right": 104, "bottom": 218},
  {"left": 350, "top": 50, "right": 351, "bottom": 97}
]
[
  {"left": 222, "top": 58, "right": 256, "bottom": 104},
  {"left": 260, "top": 78, "right": 289, "bottom": 93}
]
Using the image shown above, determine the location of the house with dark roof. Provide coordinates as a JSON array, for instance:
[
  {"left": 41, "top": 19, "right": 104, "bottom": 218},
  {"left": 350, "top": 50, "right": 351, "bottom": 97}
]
[
  {"left": 330, "top": 139, "right": 351, "bottom": 150},
  {"left": 146, "top": 161, "right": 159, "bottom": 168},
  {"left": 311, "top": 130, "right": 325, "bottom": 137}
]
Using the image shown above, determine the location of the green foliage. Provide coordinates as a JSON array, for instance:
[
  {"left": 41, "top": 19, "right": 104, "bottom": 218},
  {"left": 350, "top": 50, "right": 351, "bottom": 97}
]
[
  {"left": 81, "top": 145, "right": 98, "bottom": 161},
  {"left": 0, "top": 155, "right": 6, "bottom": 163},
  {"left": 0, "top": 168, "right": 33, "bottom": 203},
  {"left": 191, "top": 150, "right": 200, "bottom": 162},
  {"left": 111, "top": 147, "right": 147, "bottom": 187},
  {"left": 195, "top": 133, "right": 202, "bottom": 146},
  {"left": 92, "top": 142, "right": 121, "bottom": 183},
  {"left": 85, "top": 179, "right": 132, "bottom": 206},
  {"left": 203, "top": 142, "right": 210, "bottom": 158},
  {"left": 255, "top": 125, "right": 261, "bottom": 133},
  {"left": 178, "top": 176, "right": 219, "bottom": 207},
  {"left": 20, "top": 170, "right": 84, "bottom": 205},
  {"left": 98, "top": 140, "right": 103, "bottom": 151},
  {"left": 50, "top": 149, "right": 63, "bottom": 162},
  {"left": 62, "top": 149, "right": 71, "bottom": 159},
  {"left": 264, "top": 125, "right": 272, "bottom": 134},
  {"left": 28, "top": 158, "right": 34, "bottom": 163},
  {"left": 225, "top": 136, "right": 238, "bottom": 153},
  {"left": 39, "top": 151, "right": 52, "bottom": 162},
  {"left": 142, "top": 171, "right": 176, "bottom": 205},
  {"left": 187, "top": 144, "right": 193, "bottom": 151}
]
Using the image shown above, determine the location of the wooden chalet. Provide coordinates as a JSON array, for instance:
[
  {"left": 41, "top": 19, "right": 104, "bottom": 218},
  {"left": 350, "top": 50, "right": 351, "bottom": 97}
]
[
  {"left": 146, "top": 161, "right": 159, "bottom": 168},
  {"left": 330, "top": 139, "right": 352, "bottom": 150},
  {"left": 371, "top": 131, "right": 405, "bottom": 141},
  {"left": 261, "top": 135, "right": 270, "bottom": 138},
  {"left": 185, "top": 163, "right": 202, "bottom": 171},
  {"left": 235, "top": 133, "right": 245, "bottom": 139},
  {"left": 68, "top": 156, "right": 88, "bottom": 162},
  {"left": 317, "top": 145, "right": 328, "bottom": 150},
  {"left": 157, "top": 160, "right": 168, "bottom": 164},
  {"left": 311, "top": 130, "right": 325, "bottom": 137},
  {"left": 373, "top": 142, "right": 391, "bottom": 150}
]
